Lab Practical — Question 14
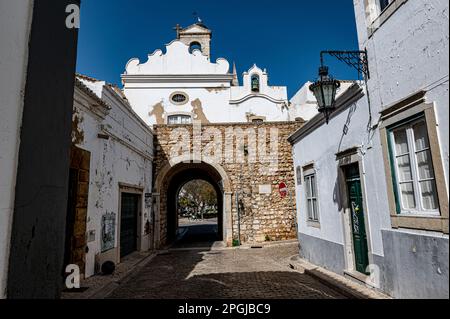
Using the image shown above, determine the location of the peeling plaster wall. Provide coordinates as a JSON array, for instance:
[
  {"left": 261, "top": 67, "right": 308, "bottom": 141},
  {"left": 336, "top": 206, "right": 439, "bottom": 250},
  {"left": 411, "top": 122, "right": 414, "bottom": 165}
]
[
  {"left": 122, "top": 39, "right": 291, "bottom": 125},
  {"left": 73, "top": 83, "right": 153, "bottom": 278},
  {"left": 124, "top": 81, "right": 291, "bottom": 125},
  {"left": 0, "top": 0, "right": 34, "bottom": 299}
]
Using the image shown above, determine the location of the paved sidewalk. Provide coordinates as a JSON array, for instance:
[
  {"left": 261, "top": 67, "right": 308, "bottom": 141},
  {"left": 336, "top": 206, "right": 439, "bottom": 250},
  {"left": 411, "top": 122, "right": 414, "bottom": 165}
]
[
  {"left": 61, "top": 251, "right": 157, "bottom": 299},
  {"left": 286, "top": 255, "right": 391, "bottom": 299},
  {"left": 62, "top": 233, "right": 388, "bottom": 299}
]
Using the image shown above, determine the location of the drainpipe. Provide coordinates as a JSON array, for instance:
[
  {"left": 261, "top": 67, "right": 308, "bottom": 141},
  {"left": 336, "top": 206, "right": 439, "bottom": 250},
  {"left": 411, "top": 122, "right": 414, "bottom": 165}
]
[
  {"left": 236, "top": 189, "right": 241, "bottom": 246},
  {"left": 236, "top": 161, "right": 242, "bottom": 246}
]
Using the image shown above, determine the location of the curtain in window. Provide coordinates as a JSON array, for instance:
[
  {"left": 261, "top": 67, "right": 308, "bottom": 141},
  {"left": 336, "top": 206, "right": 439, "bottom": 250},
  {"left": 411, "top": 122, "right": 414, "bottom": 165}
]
[
  {"left": 413, "top": 122, "right": 438, "bottom": 210},
  {"left": 391, "top": 118, "right": 439, "bottom": 213},
  {"left": 394, "top": 129, "right": 416, "bottom": 209}
]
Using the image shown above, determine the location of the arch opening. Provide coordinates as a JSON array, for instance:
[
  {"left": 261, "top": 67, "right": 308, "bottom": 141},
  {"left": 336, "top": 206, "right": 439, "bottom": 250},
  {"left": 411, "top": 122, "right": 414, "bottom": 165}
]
[
  {"left": 176, "top": 179, "right": 220, "bottom": 245},
  {"left": 189, "top": 41, "right": 202, "bottom": 54},
  {"left": 159, "top": 162, "right": 230, "bottom": 248}
]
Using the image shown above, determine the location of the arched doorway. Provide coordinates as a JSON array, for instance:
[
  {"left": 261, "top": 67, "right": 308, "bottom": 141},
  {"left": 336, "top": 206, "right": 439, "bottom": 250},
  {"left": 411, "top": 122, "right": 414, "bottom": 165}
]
[
  {"left": 166, "top": 170, "right": 223, "bottom": 244},
  {"left": 154, "top": 161, "right": 233, "bottom": 248}
]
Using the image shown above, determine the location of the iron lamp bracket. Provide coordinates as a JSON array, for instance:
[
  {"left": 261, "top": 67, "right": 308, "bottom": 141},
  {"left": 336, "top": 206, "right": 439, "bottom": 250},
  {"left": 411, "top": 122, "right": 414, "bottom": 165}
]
[{"left": 320, "top": 50, "right": 370, "bottom": 80}]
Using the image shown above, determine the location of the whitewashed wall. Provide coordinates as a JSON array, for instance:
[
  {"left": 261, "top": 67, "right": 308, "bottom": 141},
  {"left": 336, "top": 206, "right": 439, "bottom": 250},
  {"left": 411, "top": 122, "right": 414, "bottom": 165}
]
[
  {"left": 230, "top": 64, "right": 289, "bottom": 121},
  {"left": 0, "top": 0, "right": 34, "bottom": 299},
  {"left": 292, "top": 86, "right": 390, "bottom": 257},
  {"left": 74, "top": 79, "right": 153, "bottom": 278},
  {"left": 290, "top": 81, "right": 356, "bottom": 121},
  {"left": 354, "top": 0, "right": 449, "bottom": 187}
]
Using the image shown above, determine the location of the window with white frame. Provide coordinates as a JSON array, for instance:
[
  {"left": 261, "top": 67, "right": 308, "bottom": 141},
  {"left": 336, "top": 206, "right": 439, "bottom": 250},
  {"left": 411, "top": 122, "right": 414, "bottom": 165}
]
[
  {"left": 365, "top": 0, "right": 407, "bottom": 35},
  {"left": 389, "top": 116, "right": 439, "bottom": 215},
  {"left": 304, "top": 167, "right": 319, "bottom": 222},
  {"left": 167, "top": 114, "right": 192, "bottom": 125}
]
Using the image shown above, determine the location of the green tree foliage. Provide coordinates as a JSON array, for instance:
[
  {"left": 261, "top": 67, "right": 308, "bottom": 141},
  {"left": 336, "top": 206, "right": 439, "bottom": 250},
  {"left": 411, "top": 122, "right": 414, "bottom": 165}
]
[{"left": 178, "top": 180, "right": 218, "bottom": 219}]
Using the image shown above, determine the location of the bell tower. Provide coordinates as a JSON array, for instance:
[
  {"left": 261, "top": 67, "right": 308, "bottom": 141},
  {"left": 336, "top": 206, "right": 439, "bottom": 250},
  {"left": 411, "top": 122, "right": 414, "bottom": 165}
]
[{"left": 176, "top": 19, "right": 212, "bottom": 59}]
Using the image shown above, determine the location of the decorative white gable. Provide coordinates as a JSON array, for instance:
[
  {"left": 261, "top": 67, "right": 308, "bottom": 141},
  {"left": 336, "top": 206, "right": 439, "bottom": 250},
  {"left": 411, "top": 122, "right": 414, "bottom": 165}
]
[
  {"left": 125, "top": 40, "right": 229, "bottom": 75},
  {"left": 230, "top": 64, "right": 287, "bottom": 104},
  {"left": 121, "top": 25, "right": 292, "bottom": 125}
]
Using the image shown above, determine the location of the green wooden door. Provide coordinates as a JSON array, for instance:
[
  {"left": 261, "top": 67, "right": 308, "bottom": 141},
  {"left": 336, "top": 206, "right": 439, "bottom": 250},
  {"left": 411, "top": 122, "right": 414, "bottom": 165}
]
[
  {"left": 120, "top": 193, "right": 139, "bottom": 258},
  {"left": 345, "top": 164, "right": 370, "bottom": 275}
]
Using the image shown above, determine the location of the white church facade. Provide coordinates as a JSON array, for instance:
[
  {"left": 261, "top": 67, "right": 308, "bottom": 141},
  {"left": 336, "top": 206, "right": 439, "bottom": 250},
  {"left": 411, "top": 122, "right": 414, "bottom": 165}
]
[{"left": 122, "top": 22, "right": 292, "bottom": 125}]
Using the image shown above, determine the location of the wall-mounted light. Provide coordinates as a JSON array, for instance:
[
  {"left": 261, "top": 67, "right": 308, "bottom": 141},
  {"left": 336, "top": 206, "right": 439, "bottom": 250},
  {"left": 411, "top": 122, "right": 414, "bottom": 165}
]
[
  {"left": 309, "top": 66, "right": 341, "bottom": 124},
  {"left": 310, "top": 50, "right": 370, "bottom": 125}
]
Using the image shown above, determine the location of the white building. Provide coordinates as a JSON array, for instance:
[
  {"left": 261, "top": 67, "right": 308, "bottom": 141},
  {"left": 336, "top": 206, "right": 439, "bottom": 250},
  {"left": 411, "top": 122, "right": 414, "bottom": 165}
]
[
  {"left": 122, "top": 22, "right": 291, "bottom": 125},
  {"left": 290, "top": 81, "right": 355, "bottom": 121},
  {"left": 0, "top": 0, "right": 33, "bottom": 298},
  {"left": 70, "top": 75, "right": 154, "bottom": 278},
  {"left": 289, "top": 0, "right": 449, "bottom": 298}
]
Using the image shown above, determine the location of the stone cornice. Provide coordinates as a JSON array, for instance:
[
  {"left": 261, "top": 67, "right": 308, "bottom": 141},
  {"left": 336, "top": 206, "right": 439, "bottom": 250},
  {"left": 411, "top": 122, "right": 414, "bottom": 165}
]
[
  {"left": 229, "top": 93, "right": 287, "bottom": 105},
  {"left": 121, "top": 74, "right": 234, "bottom": 84}
]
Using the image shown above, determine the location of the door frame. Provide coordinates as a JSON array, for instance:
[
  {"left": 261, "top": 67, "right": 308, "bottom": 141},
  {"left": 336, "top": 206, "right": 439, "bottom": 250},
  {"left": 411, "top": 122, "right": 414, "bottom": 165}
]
[
  {"left": 64, "top": 146, "right": 91, "bottom": 278},
  {"left": 336, "top": 150, "right": 374, "bottom": 275},
  {"left": 117, "top": 184, "right": 143, "bottom": 262}
]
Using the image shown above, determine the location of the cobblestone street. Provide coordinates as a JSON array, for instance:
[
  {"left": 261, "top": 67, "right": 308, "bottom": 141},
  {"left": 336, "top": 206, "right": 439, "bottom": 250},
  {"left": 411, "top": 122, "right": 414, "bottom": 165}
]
[{"left": 107, "top": 224, "right": 347, "bottom": 299}]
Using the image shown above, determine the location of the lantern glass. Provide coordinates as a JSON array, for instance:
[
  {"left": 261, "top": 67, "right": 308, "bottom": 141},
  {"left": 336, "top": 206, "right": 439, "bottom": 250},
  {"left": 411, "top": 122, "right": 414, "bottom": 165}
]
[
  {"left": 311, "top": 84, "right": 325, "bottom": 108},
  {"left": 309, "top": 66, "right": 341, "bottom": 123},
  {"left": 322, "top": 81, "right": 336, "bottom": 108}
]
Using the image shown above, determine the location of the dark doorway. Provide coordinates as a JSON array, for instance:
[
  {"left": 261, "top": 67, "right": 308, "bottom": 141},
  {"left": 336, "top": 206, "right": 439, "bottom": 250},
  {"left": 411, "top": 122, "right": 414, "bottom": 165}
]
[
  {"left": 120, "top": 193, "right": 140, "bottom": 258},
  {"left": 344, "top": 163, "right": 370, "bottom": 275}
]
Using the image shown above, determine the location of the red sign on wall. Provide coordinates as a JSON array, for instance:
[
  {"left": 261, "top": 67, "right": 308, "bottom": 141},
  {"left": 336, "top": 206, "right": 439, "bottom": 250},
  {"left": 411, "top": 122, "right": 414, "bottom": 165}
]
[{"left": 279, "top": 182, "right": 288, "bottom": 198}]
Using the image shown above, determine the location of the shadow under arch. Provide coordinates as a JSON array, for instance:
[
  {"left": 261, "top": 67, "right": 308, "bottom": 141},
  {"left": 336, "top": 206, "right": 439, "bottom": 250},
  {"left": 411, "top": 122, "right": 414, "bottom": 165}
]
[{"left": 154, "top": 160, "right": 233, "bottom": 248}]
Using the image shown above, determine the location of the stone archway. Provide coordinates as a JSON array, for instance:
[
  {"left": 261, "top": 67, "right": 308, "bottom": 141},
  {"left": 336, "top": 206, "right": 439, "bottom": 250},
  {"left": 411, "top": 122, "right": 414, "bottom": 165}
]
[{"left": 153, "top": 160, "right": 233, "bottom": 248}]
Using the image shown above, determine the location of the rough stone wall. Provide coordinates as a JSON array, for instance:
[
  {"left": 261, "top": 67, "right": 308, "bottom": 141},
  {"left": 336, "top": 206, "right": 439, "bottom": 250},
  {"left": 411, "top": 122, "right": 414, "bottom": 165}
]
[{"left": 154, "top": 121, "right": 304, "bottom": 244}]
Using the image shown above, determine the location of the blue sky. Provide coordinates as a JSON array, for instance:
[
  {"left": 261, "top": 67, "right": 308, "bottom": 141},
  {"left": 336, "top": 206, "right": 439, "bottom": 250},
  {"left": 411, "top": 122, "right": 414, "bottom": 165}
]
[{"left": 76, "top": 0, "right": 360, "bottom": 98}]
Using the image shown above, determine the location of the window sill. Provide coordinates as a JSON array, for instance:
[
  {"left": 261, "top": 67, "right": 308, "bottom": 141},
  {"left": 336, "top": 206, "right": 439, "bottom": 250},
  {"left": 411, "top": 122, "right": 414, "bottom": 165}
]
[
  {"left": 397, "top": 211, "right": 441, "bottom": 218},
  {"left": 367, "top": 0, "right": 408, "bottom": 38},
  {"left": 307, "top": 220, "right": 321, "bottom": 229},
  {"left": 391, "top": 214, "right": 448, "bottom": 234}
]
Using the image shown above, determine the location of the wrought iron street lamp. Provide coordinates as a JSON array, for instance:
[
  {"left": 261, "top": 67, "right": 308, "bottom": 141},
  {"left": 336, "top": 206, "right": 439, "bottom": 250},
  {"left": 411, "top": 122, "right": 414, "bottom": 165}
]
[
  {"left": 309, "top": 66, "right": 341, "bottom": 124},
  {"left": 310, "top": 50, "right": 370, "bottom": 124}
]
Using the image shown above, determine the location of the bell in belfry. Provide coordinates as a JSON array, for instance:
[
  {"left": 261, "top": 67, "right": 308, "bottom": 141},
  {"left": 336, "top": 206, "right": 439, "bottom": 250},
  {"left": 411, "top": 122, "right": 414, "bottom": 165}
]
[{"left": 251, "top": 75, "right": 260, "bottom": 92}]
